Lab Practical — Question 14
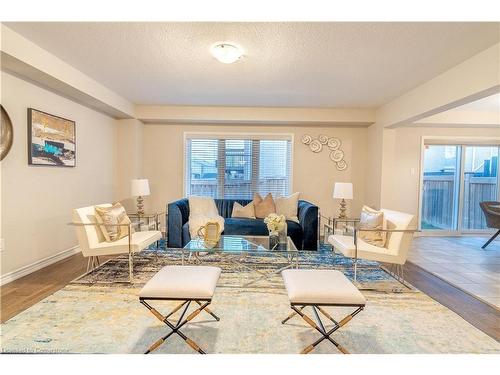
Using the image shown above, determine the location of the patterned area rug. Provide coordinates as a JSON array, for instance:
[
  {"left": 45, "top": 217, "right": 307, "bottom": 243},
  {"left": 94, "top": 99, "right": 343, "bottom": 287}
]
[{"left": 1, "top": 247, "right": 499, "bottom": 354}]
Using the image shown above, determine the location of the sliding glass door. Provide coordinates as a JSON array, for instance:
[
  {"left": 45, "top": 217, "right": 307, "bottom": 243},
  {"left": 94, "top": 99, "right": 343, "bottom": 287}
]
[
  {"left": 421, "top": 145, "right": 461, "bottom": 231},
  {"left": 461, "top": 146, "right": 499, "bottom": 230},
  {"left": 421, "top": 143, "right": 500, "bottom": 233}
]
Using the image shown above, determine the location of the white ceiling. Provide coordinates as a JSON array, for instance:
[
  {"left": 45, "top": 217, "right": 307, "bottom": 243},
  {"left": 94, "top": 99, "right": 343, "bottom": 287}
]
[{"left": 4, "top": 22, "right": 499, "bottom": 108}]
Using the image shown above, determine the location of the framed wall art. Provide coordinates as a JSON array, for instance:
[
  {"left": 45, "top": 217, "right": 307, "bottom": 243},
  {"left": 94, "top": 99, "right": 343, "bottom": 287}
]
[{"left": 28, "top": 108, "right": 76, "bottom": 167}]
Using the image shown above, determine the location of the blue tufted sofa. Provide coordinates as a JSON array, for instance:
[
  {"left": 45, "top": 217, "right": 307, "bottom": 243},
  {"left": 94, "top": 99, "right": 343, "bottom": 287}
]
[{"left": 167, "top": 198, "right": 318, "bottom": 250}]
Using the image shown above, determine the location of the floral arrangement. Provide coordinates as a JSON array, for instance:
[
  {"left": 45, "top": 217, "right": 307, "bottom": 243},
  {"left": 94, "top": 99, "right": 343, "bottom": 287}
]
[{"left": 264, "top": 213, "right": 286, "bottom": 234}]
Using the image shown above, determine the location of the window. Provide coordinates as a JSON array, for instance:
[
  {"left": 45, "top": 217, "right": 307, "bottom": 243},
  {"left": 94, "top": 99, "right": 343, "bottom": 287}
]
[{"left": 185, "top": 134, "right": 292, "bottom": 199}]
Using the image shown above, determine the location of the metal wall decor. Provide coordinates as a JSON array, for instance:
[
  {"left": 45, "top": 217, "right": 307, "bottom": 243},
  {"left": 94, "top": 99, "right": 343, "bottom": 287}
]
[
  {"left": 1, "top": 105, "right": 14, "bottom": 161},
  {"left": 301, "top": 133, "right": 348, "bottom": 171}
]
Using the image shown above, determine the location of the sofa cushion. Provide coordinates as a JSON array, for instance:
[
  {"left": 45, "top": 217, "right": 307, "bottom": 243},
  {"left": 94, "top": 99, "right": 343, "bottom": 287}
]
[{"left": 224, "top": 218, "right": 269, "bottom": 236}]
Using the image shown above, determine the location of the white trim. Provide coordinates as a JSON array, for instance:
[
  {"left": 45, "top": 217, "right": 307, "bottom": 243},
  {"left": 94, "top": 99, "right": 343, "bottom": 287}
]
[
  {"left": 0, "top": 245, "right": 81, "bottom": 286},
  {"left": 184, "top": 131, "right": 294, "bottom": 141},
  {"left": 423, "top": 135, "right": 500, "bottom": 146}
]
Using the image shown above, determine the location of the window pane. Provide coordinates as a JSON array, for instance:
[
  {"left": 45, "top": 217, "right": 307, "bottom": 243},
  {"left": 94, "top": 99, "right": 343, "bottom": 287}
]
[
  {"left": 462, "top": 146, "right": 499, "bottom": 230},
  {"left": 421, "top": 145, "right": 460, "bottom": 230},
  {"left": 224, "top": 140, "right": 253, "bottom": 199},
  {"left": 188, "top": 139, "right": 218, "bottom": 198},
  {"left": 258, "top": 140, "right": 289, "bottom": 197}
]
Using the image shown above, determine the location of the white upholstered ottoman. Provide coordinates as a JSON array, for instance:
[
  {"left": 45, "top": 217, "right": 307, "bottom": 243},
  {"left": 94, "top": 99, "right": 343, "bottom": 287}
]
[
  {"left": 139, "top": 265, "right": 221, "bottom": 354},
  {"left": 281, "top": 269, "right": 366, "bottom": 354}
]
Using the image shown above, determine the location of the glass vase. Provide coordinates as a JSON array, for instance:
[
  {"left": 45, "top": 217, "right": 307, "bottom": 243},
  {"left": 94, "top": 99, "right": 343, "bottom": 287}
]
[
  {"left": 269, "top": 230, "right": 279, "bottom": 250},
  {"left": 278, "top": 223, "right": 288, "bottom": 247}
]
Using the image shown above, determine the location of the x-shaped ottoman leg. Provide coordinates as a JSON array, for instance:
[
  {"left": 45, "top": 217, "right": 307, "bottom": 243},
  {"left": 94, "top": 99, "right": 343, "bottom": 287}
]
[
  {"left": 140, "top": 299, "right": 219, "bottom": 354},
  {"left": 282, "top": 305, "right": 339, "bottom": 325},
  {"left": 287, "top": 305, "right": 363, "bottom": 354}
]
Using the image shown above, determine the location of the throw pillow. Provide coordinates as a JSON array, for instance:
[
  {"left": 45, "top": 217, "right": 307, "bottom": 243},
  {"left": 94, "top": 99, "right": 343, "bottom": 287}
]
[
  {"left": 188, "top": 196, "right": 224, "bottom": 238},
  {"left": 231, "top": 201, "right": 256, "bottom": 219},
  {"left": 358, "top": 205, "right": 387, "bottom": 247},
  {"left": 275, "top": 192, "right": 300, "bottom": 223},
  {"left": 189, "top": 196, "right": 219, "bottom": 217},
  {"left": 94, "top": 203, "right": 133, "bottom": 242},
  {"left": 253, "top": 193, "right": 276, "bottom": 218}
]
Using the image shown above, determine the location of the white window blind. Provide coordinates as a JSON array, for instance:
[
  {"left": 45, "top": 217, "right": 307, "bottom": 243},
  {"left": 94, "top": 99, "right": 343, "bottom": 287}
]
[{"left": 185, "top": 134, "right": 293, "bottom": 199}]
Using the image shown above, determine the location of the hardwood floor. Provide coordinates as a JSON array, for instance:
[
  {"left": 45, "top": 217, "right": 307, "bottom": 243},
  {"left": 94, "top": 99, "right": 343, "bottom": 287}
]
[
  {"left": 1, "top": 253, "right": 113, "bottom": 323},
  {"left": 1, "top": 246, "right": 499, "bottom": 342}
]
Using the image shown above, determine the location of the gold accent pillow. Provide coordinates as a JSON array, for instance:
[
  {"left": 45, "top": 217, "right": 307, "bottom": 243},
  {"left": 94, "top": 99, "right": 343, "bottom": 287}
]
[
  {"left": 252, "top": 193, "right": 276, "bottom": 219},
  {"left": 231, "top": 201, "right": 256, "bottom": 219},
  {"left": 358, "top": 205, "right": 387, "bottom": 247},
  {"left": 95, "top": 203, "right": 134, "bottom": 242}
]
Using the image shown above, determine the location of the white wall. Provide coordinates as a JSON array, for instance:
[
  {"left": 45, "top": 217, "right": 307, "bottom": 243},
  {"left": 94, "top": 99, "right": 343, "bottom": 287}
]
[
  {"left": 114, "top": 119, "right": 144, "bottom": 212},
  {"left": 0, "top": 72, "right": 116, "bottom": 277},
  {"left": 142, "top": 124, "right": 368, "bottom": 221}
]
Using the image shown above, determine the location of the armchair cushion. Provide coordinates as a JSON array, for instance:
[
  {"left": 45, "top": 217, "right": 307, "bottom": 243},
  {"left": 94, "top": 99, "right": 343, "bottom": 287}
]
[{"left": 84, "top": 230, "right": 162, "bottom": 256}]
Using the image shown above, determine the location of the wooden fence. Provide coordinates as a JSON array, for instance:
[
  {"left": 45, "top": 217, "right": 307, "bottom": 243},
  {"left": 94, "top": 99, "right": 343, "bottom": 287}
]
[{"left": 422, "top": 174, "right": 497, "bottom": 230}]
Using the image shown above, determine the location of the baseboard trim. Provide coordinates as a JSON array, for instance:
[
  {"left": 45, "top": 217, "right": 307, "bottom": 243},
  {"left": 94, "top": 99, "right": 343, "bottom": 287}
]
[{"left": 0, "top": 245, "right": 81, "bottom": 286}]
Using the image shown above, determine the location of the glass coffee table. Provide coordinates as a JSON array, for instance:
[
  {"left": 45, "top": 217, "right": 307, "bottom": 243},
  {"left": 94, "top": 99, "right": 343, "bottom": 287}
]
[{"left": 182, "top": 235, "right": 299, "bottom": 287}]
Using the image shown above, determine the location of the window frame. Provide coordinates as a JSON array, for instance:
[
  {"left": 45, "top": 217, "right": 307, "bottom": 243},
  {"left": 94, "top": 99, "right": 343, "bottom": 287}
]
[{"left": 183, "top": 132, "right": 294, "bottom": 199}]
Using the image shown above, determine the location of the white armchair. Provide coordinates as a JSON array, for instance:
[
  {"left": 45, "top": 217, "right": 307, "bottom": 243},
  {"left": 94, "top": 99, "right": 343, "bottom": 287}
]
[
  {"left": 72, "top": 204, "right": 162, "bottom": 282},
  {"left": 327, "top": 209, "right": 417, "bottom": 284}
]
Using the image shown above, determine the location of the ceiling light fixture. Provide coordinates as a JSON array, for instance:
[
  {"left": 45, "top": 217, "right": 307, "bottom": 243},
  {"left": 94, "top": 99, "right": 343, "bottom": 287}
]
[{"left": 210, "top": 43, "right": 243, "bottom": 64}]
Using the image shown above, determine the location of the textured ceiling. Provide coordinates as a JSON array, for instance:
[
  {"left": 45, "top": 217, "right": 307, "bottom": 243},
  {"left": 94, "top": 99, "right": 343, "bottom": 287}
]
[{"left": 4, "top": 22, "right": 500, "bottom": 107}]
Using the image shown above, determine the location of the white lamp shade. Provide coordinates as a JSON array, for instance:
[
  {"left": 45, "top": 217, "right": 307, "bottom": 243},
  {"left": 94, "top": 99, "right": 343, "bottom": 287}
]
[
  {"left": 333, "top": 182, "right": 353, "bottom": 200},
  {"left": 131, "top": 179, "right": 150, "bottom": 197}
]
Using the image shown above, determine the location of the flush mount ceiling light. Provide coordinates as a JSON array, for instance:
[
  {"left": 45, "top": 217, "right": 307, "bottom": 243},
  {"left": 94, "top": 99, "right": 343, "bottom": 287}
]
[{"left": 210, "top": 43, "right": 243, "bottom": 64}]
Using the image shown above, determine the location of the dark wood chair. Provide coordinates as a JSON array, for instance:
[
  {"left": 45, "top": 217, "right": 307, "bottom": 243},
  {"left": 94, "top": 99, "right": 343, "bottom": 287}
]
[{"left": 479, "top": 201, "right": 500, "bottom": 249}]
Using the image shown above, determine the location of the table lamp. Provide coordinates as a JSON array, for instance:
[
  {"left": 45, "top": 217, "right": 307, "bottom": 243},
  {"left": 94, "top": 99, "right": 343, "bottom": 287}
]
[
  {"left": 131, "top": 178, "right": 150, "bottom": 216},
  {"left": 333, "top": 182, "right": 353, "bottom": 219}
]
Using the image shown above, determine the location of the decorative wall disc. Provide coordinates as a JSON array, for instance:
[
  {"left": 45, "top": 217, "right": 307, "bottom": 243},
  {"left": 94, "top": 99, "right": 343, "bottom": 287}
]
[
  {"left": 301, "top": 133, "right": 348, "bottom": 171},
  {"left": 318, "top": 134, "right": 328, "bottom": 144},
  {"left": 327, "top": 137, "right": 341, "bottom": 150},
  {"left": 301, "top": 134, "right": 312, "bottom": 145},
  {"left": 329, "top": 149, "right": 344, "bottom": 162},
  {"left": 0, "top": 105, "right": 14, "bottom": 161},
  {"left": 336, "top": 160, "right": 348, "bottom": 171},
  {"left": 309, "top": 139, "right": 323, "bottom": 153}
]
